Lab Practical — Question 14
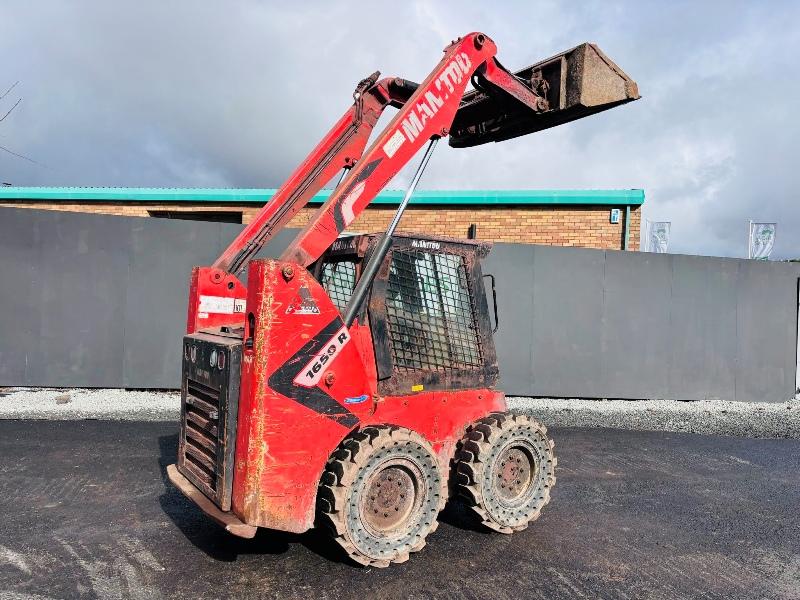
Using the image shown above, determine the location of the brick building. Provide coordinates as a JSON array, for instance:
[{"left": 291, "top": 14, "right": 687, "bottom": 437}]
[{"left": 0, "top": 187, "right": 643, "bottom": 250}]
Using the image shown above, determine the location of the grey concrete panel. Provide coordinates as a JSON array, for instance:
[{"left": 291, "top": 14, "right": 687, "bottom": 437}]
[
  {"left": 122, "top": 219, "right": 230, "bottom": 388},
  {"left": 485, "top": 243, "right": 535, "bottom": 394},
  {"left": 250, "top": 228, "right": 302, "bottom": 274},
  {"left": 26, "top": 211, "right": 130, "bottom": 387},
  {"left": 735, "top": 260, "right": 800, "bottom": 402},
  {"left": 0, "top": 210, "right": 39, "bottom": 383},
  {"left": 121, "top": 220, "right": 296, "bottom": 387},
  {"left": 668, "top": 255, "right": 739, "bottom": 400},
  {"left": 2, "top": 207, "right": 799, "bottom": 400},
  {"left": 601, "top": 250, "right": 673, "bottom": 398},
  {"left": 0, "top": 209, "right": 301, "bottom": 389},
  {"left": 529, "top": 245, "right": 606, "bottom": 397}
]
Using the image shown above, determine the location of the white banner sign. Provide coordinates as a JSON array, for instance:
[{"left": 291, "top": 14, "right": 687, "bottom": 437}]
[
  {"left": 749, "top": 222, "right": 776, "bottom": 260},
  {"left": 646, "top": 221, "right": 671, "bottom": 253}
]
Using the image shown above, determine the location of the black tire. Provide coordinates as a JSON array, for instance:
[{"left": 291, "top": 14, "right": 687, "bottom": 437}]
[
  {"left": 454, "top": 412, "right": 556, "bottom": 533},
  {"left": 317, "top": 426, "right": 445, "bottom": 567}
]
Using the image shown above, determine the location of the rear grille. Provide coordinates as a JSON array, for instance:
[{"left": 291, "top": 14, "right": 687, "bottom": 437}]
[
  {"left": 178, "top": 333, "right": 241, "bottom": 510},
  {"left": 182, "top": 378, "right": 221, "bottom": 494}
]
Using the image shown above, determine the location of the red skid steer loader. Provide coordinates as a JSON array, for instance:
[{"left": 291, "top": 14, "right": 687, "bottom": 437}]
[{"left": 167, "top": 32, "right": 639, "bottom": 567}]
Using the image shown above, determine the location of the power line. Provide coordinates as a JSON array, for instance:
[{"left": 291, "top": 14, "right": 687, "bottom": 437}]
[
  {"left": 0, "top": 98, "right": 21, "bottom": 123},
  {"left": 0, "top": 81, "right": 43, "bottom": 167},
  {"left": 0, "top": 143, "right": 43, "bottom": 166},
  {"left": 0, "top": 81, "right": 19, "bottom": 102}
]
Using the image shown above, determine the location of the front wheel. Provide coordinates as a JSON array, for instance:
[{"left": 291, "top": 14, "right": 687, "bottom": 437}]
[
  {"left": 317, "top": 426, "right": 445, "bottom": 567},
  {"left": 454, "top": 412, "right": 556, "bottom": 533}
]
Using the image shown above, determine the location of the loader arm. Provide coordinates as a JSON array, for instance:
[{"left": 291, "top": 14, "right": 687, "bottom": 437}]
[
  {"left": 213, "top": 74, "right": 419, "bottom": 274},
  {"left": 279, "top": 33, "right": 550, "bottom": 267},
  {"left": 188, "top": 33, "right": 638, "bottom": 334},
  {"left": 211, "top": 33, "right": 640, "bottom": 273}
]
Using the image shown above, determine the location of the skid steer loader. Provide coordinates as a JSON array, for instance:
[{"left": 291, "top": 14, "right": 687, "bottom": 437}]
[{"left": 167, "top": 32, "right": 639, "bottom": 567}]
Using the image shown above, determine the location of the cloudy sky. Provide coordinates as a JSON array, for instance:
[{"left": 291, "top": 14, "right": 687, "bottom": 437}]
[{"left": 1, "top": 1, "right": 799, "bottom": 257}]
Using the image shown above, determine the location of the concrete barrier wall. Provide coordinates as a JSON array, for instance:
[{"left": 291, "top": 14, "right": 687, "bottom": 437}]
[
  {"left": 1, "top": 207, "right": 798, "bottom": 401},
  {"left": 485, "top": 245, "right": 800, "bottom": 402},
  {"left": 0, "top": 208, "right": 293, "bottom": 388}
]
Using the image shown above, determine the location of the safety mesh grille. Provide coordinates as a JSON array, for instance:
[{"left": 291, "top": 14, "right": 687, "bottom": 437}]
[
  {"left": 386, "top": 249, "right": 483, "bottom": 371},
  {"left": 182, "top": 378, "right": 220, "bottom": 493},
  {"left": 321, "top": 261, "right": 356, "bottom": 312}
]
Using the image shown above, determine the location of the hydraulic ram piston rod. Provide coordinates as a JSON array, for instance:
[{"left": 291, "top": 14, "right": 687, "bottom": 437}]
[{"left": 343, "top": 137, "right": 439, "bottom": 326}]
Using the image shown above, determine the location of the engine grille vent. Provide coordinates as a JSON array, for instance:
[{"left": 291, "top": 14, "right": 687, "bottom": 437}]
[
  {"left": 182, "top": 378, "right": 221, "bottom": 495},
  {"left": 178, "top": 333, "right": 241, "bottom": 511}
]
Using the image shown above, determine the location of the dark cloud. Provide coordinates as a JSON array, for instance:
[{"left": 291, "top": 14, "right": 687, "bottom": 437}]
[{"left": 1, "top": 1, "right": 799, "bottom": 257}]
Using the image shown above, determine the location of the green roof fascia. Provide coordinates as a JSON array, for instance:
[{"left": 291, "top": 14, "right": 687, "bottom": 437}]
[{"left": 0, "top": 187, "right": 644, "bottom": 206}]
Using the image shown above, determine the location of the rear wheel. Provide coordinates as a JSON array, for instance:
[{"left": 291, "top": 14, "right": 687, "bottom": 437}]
[
  {"left": 454, "top": 412, "right": 556, "bottom": 533},
  {"left": 317, "top": 426, "right": 445, "bottom": 567}
]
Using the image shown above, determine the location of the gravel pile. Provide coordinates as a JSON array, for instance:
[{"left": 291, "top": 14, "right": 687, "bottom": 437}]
[
  {"left": 509, "top": 396, "right": 800, "bottom": 439},
  {"left": 0, "top": 388, "right": 180, "bottom": 421},
  {"left": 1, "top": 388, "right": 798, "bottom": 438}
]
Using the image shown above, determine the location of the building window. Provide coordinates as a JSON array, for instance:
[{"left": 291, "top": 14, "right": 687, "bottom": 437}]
[{"left": 147, "top": 210, "right": 242, "bottom": 224}]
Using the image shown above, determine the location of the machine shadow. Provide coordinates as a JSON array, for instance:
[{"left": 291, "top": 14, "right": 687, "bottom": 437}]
[
  {"left": 156, "top": 432, "right": 350, "bottom": 566},
  {"left": 437, "top": 499, "right": 491, "bottom": 533}
]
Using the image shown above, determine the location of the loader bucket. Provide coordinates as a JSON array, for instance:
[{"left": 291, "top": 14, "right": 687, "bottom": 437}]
[{"left": 449, "top": 42, "right": 640, "bottom": 148}]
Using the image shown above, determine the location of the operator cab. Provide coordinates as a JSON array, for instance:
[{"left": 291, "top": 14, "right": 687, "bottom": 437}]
[{"left": 313, "top": 232, "right": 499, "bottom": 395}]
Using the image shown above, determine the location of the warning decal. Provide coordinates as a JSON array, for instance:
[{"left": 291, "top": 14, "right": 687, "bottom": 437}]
[{"left": 285, "top": 286, "right": 321, "bottom": 315}]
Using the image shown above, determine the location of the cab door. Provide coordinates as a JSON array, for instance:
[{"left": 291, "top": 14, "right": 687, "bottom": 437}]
[{"left": 368, "top": 236, "right": 499, "bottom": 396}]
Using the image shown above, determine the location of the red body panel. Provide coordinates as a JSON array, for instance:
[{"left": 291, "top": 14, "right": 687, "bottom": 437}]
[
  {"left": 186, "top": 266, "right": 248, "bottom": 334},
  {"left": 232, "top": 259, "right": 374, "bottom": 530},
  {"left": 231, "top": 258, "right": 505, "bottom": 533},
  {"left": 367, "top": 389, "right": 507, "bottom": 469}
]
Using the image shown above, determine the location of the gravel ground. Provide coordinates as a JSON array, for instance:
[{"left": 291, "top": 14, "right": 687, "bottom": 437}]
[
  {"left": 511, "top": 396, "right": 800, "bottom": 439},
  {"left": 1, "top": 387, "right": 798, "bottom": 438},
  {"left": 0, "top": 387, "right": 180, "bottom": 421}
]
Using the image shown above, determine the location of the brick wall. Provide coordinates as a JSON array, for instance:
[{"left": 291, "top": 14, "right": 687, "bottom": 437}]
[{"left": 0, "top": 201, "right": 640, "bottom": 250}]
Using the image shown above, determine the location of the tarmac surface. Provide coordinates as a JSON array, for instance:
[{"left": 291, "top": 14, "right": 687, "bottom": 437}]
[{"left": 1, "top": 421, "right": 799, "bottom": 599}]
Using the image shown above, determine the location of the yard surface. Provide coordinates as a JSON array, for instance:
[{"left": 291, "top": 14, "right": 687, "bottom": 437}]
[{"left": 0, "top": 421, "right": 798, "bottom": 599}]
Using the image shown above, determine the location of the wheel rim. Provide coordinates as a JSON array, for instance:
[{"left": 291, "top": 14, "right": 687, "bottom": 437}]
[
  {"left": 360, "top": 459, "right": 423, "bottom": 535},
  {"left": 491, "top": 443, "right": 538, "bottom": 504}
]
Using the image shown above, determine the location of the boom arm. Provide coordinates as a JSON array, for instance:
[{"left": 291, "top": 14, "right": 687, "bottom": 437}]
[
  {"left": 188, "top": 33, "right": 638, "bottom": 333},
  {"left": 213, "top": 74, "right": 419, "bottom": 274},
  {"left": 210, "top": 33, "right": 640, "bottom": 273},
  {"left": 280, "top": 33, "right": 549, "bottom": 267}
]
